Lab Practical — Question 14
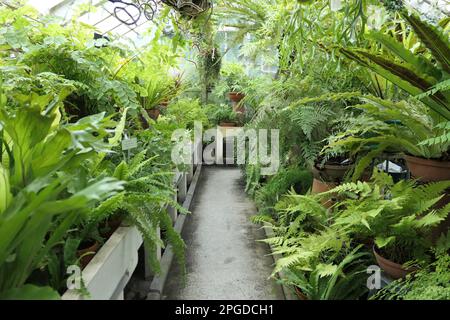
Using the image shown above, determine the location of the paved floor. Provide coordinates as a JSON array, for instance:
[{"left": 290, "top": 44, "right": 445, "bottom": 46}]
[{"left": 163, "top": 166, "right": 284, "bottom": 300}]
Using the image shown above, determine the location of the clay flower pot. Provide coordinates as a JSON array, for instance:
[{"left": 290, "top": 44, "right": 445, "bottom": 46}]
[
  {"left": 404, "top": 155, "right": 450, "bottom": 182},
  {"left": 146, "top": 108, "right": 160, "bottom": 120},
  {"left": 311, "top": 162, "right": 352, "bottom": 184},
  {"left": 311, "top": 178, "right": 337, "bottom": 208},
  {"left": 311, "top": 178, "right": 336, "bottom": 194},
  {"left": 373, "top": 246, "right": 416, "bottom": 280},
  {"left": 228, "top": 92, "right": 245, "bottom": 103},
  {"left": 219, "top": 121, "right": 237, "bottom": 127},
  {"left": 77, "top": 240, "right": 100, "bottom": 269}
]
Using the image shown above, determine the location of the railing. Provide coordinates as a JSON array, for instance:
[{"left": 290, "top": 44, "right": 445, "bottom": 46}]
[{"left": 62, "top": 141, "right": 202, "bottom": 300}]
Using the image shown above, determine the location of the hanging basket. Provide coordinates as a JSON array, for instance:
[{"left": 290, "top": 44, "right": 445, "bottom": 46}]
[{"left": 161, "top": 0, "right": 210, "bottom": 17}]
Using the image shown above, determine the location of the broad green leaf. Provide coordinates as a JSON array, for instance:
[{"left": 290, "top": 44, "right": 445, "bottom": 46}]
[
  {"left": 0, "top": 284, "right": 60, "bottom": 300},
  {"left": 403, "top": 13, "right": 450, "bottom": 74},
  {"left": 316, "top": 263, "right": 338, "bottom": 278},
  {"left": 375, "top": 236, "right": 395, "bottom": 248},
  {"left": 0, "top": 164, "right": 11, "bottom": 214}
]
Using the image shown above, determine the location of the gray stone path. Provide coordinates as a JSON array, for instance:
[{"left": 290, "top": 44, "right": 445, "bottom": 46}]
[{"left": 163, "top": 166, "right": 284, "bottom": 300}]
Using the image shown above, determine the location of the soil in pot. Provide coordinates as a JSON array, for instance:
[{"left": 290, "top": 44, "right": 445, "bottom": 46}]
[
  {"left": 373, "top": 246, "right": 417, "bottom": 280},
  {"left": 404, "top": 155, "right": 450, "bottom": 182},
  {"left": 77, "top": 240, "right": 100, "bottom": 269}
]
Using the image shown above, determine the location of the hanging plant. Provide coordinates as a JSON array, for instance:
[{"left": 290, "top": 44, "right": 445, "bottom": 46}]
[{"left": 161, "top": 0, "right": 211, "bottom": 17}]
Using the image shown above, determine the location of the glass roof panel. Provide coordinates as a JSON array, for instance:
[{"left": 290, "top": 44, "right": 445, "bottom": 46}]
[
  {"left": 12, "top": 0, "right": 450, "bottom": 46},
  {"left": 18, "top": 0, "right": 162, "bottom": 45}
]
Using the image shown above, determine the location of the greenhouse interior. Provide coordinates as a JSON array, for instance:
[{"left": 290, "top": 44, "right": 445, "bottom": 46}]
[{"left": 0, "top": 0, "right": 449, "bottom": 306}]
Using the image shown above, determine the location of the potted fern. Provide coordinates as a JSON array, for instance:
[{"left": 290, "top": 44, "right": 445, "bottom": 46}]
[
  {"left": 215, "top": 63, "right": 249, "bottom": 103},
  {"left": 320, "top": 170, "right": 450, "bottom": 279},
  {"left": 207, "top": 104, "right": 239, "bottom": 127},
  {"left": 265, "top": 193, "right": 372, "bottom": 300},
  {"left": 138, "top": 76, "right": 179, "bottom": 121},
  {"left": 311, "top": 156, "right": 353, "bottom": 193},
  {"left": 323, "top": 96, "right": 450, "bottom": 182},
  {"left": 340, "top": 12, "right": 450, "bottom": 182}
]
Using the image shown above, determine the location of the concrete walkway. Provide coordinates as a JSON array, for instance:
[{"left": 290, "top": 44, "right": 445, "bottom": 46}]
[{"left": 163, "top": 166, "right": 284, "bottom": 300}]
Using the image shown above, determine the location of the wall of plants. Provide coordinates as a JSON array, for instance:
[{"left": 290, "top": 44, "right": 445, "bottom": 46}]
[
  {"left": 212, "top": 0, "right": 450, "bottom": 300},
  {"left": 1, "top": 0, "right": 450, "bottom": 301},
  {"left": 0, "top": 2, "right": 215, "bottom": 299}
]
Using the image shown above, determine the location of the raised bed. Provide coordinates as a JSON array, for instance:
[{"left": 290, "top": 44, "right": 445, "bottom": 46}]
[
  {"left": 62, "top": 141, "right": 202, "bottom": 300},
  {"left": 62, "top": 226, "right": 142, "bottom": 300}
]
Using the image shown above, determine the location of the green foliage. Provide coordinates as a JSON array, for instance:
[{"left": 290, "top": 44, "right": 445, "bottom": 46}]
[
  {"left": 213, "top": 62, "right": 251, "bottom": 97},
  {"left": 99, "top": 147, "right": 187, "bottom": 274},
  {"left": 322, "top": 170, "right": 450, "bottom": 263},
  {"left": 244, "top": 163, "right": 262, "bottom": 197},
  {"left": 420, "top": 121, "right": 450, "bottom": 147},
  {"left": 323, "top": 96, "right": 448, "bottom": 180},
  {"left": 282, "top": 245, "right": 371, "bottom": 300},
  {"left": 165, "top": 98, "right": 209, "bottom": 129},
  {"left": 139, "top": 75, "right": 180, "bottom": 111},
  {"left": 0, "top": 90, "right": 124, "bottom": 299},
  {"left": 259, "top": 168, "right": 450, "bottom": 299},
  {"left": 0, "top": 4, "right": 183, "bottom": 121},
  {"left": 340, "top": 12, "right": 450, "bottom": 120},
  {"left": 205, "top": 103, "right": 236, "bottom": 125},
  {"left": 254, "top": 166, "right": 312, "bottom": 215},
  {"left": 374, "top": 232, "right": 450, "bottom": 300}
]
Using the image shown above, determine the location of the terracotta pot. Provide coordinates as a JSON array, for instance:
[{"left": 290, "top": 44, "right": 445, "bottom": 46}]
[
  {"left": 77, "top": 240, "right": 100, "bottom": 269},
  {"left": 228, "top": 92, "right": 245, "bottom": 103},
  {"left": 294, "top": 287, "right": 308, "bottom": 300},
  {"left": 404, "top": 155, "right": 450, "bottom": 182},
  {"left": 312, "top": 178, "right": 336, "bottom": 208},
  {"left": 219, "top": 121, "right": 237, "bottom": 127},
  {"left": 311, "top": 162, "right": 351, "bottom": 184},
  {"left": 311, "top": 178, "right": 336, "bottom": 193},
  {"left": 146, "top": 108, "right": 160, "bottom": 120},
  {"left": 373, "top": 246, "right": 416, "bottom": 280}
]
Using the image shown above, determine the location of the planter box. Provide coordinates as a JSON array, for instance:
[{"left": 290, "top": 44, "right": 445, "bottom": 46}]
[
  {"left": 63, "top": 143, "right": 201, "bottom": 300},
  {"left": 62, "top": 226, "right": 142, "bottom": 300}
]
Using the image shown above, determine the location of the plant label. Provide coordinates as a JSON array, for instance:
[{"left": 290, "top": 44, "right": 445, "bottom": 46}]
[{"left": 121, "top": 137, "right": 137, "bottom": 151}]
